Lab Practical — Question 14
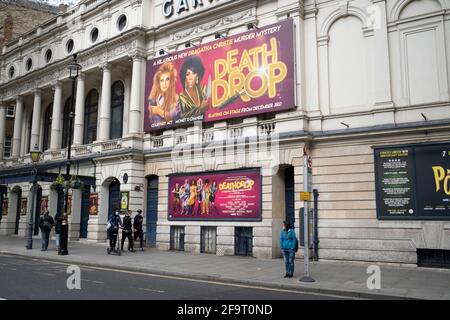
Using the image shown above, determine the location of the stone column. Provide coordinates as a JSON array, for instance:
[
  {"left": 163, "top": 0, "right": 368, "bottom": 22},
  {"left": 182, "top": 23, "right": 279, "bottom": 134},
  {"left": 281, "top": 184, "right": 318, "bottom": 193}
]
[
  {"left": 99, "top": 63, "right": 111, "bottom": 141},
  {"left": 50, "top": 81, "right": 63, "bottom": 150},
  {"left": 30, "top": 89, "right": 42, "bottom": 151},
  {"left": 128, "top": 53, "right": 145, "bottom": 135},
  {"left": 11, "top": 96, "right": 23, "bottom": 158},
  {"left": 0, "top": 102, "right": 6, "bottom": 160},
  {"left": 73, "top": 72, "right": 86, "bottom": 145}
]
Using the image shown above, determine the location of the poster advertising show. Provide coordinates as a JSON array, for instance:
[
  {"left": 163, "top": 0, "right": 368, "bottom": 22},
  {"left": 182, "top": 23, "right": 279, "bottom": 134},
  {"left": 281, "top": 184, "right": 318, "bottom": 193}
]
[
  {"left": 168, "top": 169, "right": 261, "bottom": 221},
  {"left": 144, "top": 20, "right": 295, "bottom": 132}
]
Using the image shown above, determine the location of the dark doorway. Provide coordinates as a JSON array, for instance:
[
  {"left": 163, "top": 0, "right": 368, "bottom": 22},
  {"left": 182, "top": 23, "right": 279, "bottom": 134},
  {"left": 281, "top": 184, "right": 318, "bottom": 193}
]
[
  {"left": 14, "top": 189, "right": 22, "bottom": 235},
  {"left": 235, "top": 227, "right": 253, "bottom": 256},
  {"left": 108, "top": 179, "right": 120, "bottom": 221},
  {"left": 80, "top": 186, "right": 90, "bottom": 238},
  {"left": 146, "top": 176, "right": 159, "bottom": 247},
  {"left": 34, "top": 186, "right": 42, "bottom": 236},
  {"left": 284, "top": 166, "right": 295, "bottom": 227}
]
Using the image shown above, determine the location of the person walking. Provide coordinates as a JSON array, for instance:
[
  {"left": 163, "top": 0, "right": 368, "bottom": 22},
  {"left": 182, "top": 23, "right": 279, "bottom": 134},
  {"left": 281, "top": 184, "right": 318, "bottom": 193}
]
[
  {"left": 280, "top": 221, "right": 297, "bottom": 278},
  {"left": 133, "top": 209, "right": 144, "bottom": 251},
  {"left": 39, "top": 210, "right": 54, "bottom": 251},
  {"left": 107, "top": 208, "right": 122, "bottom": 253},
  {"left": 121, "top": 210, "right": 135, "bottom": 252}
]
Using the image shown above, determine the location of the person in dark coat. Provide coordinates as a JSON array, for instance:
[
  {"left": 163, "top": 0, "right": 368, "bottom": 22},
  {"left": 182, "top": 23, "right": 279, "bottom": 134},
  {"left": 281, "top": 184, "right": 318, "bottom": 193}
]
[
  {"left": 121, "top": 210, "right": 135, "bottom": 252},
  {"left": 107, "top": 208, "right": 122, "bottom": 251},
  {"left": 133, "top": 209, "right": 144, "bottom": 251},
  {"left": 39, "top": 210, "right": 54, "bottom": 251}
]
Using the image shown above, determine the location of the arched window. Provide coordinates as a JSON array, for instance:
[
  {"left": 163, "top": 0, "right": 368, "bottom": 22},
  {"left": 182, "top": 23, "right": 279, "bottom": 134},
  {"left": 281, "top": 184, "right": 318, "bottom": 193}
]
[
  {"left": 42, "top": 103, "right": 52, "bottom": 151},
  {"left": 110, "top": 81, "right": 124, "bottom": 139},
  {"left": 61, "top": 97, "right": 72, "bottom": 149},
  {"left": 84, "top": 89, "right": 98, "bottom": 144}
]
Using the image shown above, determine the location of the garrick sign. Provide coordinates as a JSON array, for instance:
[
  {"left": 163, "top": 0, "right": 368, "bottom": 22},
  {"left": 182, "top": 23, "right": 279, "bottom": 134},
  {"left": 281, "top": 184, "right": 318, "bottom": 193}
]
[
  {"left": 162, "top": 0, "right": 221, "bottom": 18},
  {"left": 374, "top": 142, "right": 450, "bottom": 220}
]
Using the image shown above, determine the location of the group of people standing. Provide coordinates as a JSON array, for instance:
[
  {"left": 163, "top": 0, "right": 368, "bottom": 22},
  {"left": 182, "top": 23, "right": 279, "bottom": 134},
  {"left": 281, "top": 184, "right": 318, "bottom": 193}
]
[
  {"left": 172, "top": 179, "right": 217, "bottom": 216},
  {"left": 38, "top": 210, "right": 67, "bottom": 254},
  {"left": 107, "top": 209, "right": 144, "bottom": 253}
]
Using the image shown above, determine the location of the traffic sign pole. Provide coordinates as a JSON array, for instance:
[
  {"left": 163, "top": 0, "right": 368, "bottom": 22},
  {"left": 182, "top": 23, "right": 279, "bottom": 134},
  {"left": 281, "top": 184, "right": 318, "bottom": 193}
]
[{"left": 300, "top": 146, "right": 315, "bottom": 283}]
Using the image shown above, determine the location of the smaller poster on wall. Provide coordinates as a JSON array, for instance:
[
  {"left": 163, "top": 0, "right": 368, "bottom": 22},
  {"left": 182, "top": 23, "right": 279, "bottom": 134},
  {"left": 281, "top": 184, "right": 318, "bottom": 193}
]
[
  {"left": 2, "top": 198, "right": 8, "bottom": 216},
  {"left": 168, "top": 168, "right": 261, "bottom": 221},
  {"left": 40, "top": 196, "right": 48, "bottom": 214},
  {"left": 89, "top": 193, "right": 98, "bottom": 215},
  {"left": 121, "top": 192, "right": 129, "bottom": 212},
  {"left": 20, "top": 198, "right": 27, "bottom": 215}
]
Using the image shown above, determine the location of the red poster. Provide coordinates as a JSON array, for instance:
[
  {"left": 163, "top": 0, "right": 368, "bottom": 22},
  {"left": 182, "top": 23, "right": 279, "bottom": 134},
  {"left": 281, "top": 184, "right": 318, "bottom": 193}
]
[
  {"left": 89, "top": 193, "right": 98, "bottom": 215},
  {"left": 168, "top": 169, "right": 261, "bottom": 220},
  {"left": 40, "top": 196, "right": 48, "bottom": 214},
  {"left": 2, "top": 198, "right": 8, "bottom": 216},
  {"left": 20, "top": 198, "right": 27, "bottom": 215}
]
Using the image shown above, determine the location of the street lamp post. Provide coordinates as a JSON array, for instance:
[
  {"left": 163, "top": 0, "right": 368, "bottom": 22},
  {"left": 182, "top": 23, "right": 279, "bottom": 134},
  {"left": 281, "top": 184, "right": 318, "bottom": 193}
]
[
  {"left": 60, "top": 54, "right": 81, "bottom": 256},
  {"left": 26, "top": 144, "right": 42, "bottom": 250}
]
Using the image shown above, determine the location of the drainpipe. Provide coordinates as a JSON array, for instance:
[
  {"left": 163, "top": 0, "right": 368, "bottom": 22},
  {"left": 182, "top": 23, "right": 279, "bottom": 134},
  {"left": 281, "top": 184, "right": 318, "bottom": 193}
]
[
  {"left": 90, "top": 159, "right": 97, "bottom": 192},
  {"left": 313, "top": 188, "right": 319, "bottom": 261}
]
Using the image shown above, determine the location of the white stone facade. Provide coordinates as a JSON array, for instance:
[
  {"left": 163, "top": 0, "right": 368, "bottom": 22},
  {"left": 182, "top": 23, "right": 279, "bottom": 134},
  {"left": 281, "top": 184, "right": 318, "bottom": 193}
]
[{"left": 0, "top": 0, "right": 449, "bottom": 264}]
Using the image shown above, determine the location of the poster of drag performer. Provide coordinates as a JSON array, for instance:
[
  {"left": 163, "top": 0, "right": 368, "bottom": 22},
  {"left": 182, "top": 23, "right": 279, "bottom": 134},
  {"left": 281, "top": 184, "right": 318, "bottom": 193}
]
[
  {"left": 179, "top": 56, "right": 210, "bottom": 118},
  {"left": 147, "top": 62, "right": 181, "bottom": 124}
]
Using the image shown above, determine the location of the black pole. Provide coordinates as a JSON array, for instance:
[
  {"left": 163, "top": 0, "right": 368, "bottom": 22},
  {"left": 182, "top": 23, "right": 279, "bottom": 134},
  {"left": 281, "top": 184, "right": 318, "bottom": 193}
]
[
  {"left": 313, "top": 188, "right": 319, "bottom": 261},
  {"left": 26, "top": 168, "right": 37, "bottom": 250},
  {"left": 60, "top": 74, "right": 77, "bottom": 256}
]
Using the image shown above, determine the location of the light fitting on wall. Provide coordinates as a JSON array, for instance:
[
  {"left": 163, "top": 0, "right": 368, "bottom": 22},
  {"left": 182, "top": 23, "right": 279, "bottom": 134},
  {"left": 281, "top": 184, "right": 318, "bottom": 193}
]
[
  {"left": 215, "top": 32, "right": 226, "bottom": 39},
  {"left": 340, "top": 122, "right": 350, "bottom": 128},
  {"left": 159, "top": 49, "right": 169, "bottom": 55},
  {"left": 185, "top": 41, "right": 198, "bottom": 48},
  {"left": 247, "top": 22, "right": 258, "bottom": 30}
]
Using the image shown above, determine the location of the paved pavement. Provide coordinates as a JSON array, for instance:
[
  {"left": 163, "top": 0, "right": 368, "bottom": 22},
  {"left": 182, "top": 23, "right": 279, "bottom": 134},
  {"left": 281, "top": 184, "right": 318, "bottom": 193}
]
[
  {"left": 0, "top": 255, "right": 343, "bottom": 300},
  {"left": 1, "top": 235, "right": 450, "bottom": 300}
]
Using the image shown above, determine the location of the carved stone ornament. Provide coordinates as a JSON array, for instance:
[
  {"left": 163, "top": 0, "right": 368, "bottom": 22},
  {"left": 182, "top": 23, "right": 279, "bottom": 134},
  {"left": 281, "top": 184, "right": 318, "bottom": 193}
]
[{"left": 172, "top": 9, "right": 253, "bottom": 40}]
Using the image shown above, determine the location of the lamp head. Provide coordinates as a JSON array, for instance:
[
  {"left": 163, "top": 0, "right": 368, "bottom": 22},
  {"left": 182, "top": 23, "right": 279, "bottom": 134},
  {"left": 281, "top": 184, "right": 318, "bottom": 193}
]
[
  {"left": 30, "top": 144, "right": 42, "bottom": 163},
  {"left": 67, "top": 53, "right": 81, "bottom": 79}
]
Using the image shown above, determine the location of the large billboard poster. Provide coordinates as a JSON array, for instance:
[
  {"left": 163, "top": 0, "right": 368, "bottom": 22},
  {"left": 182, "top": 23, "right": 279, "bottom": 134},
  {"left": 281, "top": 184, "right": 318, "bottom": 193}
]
[
  {"left": 168, "top": 169, "right": 261, "bottom": 221},
  {"left": 144, "top": 20, "right": 295, "bottom": 132},
  {"left": 375, "top": 142, "right": 450, "bottom": 220}
]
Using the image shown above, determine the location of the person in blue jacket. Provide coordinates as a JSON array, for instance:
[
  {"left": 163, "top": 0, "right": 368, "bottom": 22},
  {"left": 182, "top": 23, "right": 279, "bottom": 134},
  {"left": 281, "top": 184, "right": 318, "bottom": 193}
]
[
  {"left": 280, "top": 221, "right": 297, "bottom": 278},
  {"left": 107, "top": 208, "right": 123, "bottom": 252}
]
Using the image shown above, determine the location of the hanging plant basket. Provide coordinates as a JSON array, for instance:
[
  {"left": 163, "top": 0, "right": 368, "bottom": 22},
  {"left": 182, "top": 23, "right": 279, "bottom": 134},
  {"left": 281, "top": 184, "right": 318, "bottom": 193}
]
[
  {"left": 50, "top": 174, "right": 65, "bottom": 191},
  {"left": 69, "top": 176, "right": 83, "bottom": 189}
]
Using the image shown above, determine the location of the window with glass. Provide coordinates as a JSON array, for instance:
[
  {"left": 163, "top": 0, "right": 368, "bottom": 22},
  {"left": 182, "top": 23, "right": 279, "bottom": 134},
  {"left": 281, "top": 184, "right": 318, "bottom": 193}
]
[
  {"left": 61, "top": 97, "right": 72, "bottom": 149},
  {"left": 110, "top": 81, "right": 124, "bottom": 139},
  {"left": 4, "top": 136, "right": 12, "bottom": 158},
  {"left": 42, "top": 103, "right": 52, "bottom": 151},
  {"left": 84, "top": 89, "right": 98, "bottom": 144}
]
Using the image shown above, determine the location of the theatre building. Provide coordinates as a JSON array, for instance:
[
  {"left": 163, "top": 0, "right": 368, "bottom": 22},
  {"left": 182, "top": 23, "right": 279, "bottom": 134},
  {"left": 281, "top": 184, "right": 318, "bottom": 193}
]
[{"left": 1, "top": 0, "right": 450, "bottom": 266}]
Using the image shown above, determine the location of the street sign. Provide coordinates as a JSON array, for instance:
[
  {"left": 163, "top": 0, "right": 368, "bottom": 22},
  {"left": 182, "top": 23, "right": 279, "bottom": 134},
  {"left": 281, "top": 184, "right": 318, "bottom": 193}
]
[{"left": 300, "top": 192, "right": 311, "bottom": 201}]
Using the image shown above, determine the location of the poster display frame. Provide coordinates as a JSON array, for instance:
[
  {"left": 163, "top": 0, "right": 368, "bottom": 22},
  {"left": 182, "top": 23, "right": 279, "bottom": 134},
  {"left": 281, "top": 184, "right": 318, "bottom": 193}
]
[{"left": 374, "top": 141, "right": 450, "bottom": 221}]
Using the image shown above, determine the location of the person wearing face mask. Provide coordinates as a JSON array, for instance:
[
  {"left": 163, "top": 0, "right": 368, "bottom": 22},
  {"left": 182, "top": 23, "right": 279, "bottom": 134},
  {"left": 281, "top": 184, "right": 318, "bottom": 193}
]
[
  {"left": 121, "top": 210, "right": 135, "bottom": 252},
  {"left": 133, "top": 209, "right": 144, "bottom": 251},
  {"left": 107, "top": 208, "right": 122, "bottom": 253}
]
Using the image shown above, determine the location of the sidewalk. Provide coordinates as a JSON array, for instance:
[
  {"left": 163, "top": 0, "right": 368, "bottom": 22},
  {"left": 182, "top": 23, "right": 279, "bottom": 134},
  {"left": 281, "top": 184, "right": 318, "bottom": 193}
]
[{"left": 1, "top": 236, "right": 449, "bottom": 300}]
